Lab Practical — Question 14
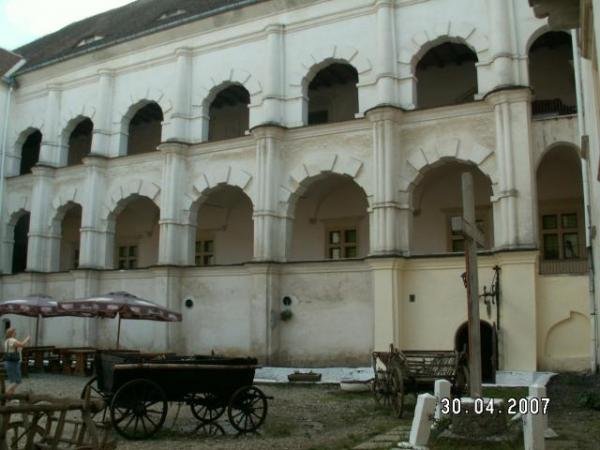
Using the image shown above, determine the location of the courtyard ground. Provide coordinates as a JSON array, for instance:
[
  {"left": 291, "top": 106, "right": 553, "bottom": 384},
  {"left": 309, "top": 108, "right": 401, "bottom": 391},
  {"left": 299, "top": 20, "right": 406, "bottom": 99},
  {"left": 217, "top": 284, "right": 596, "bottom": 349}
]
[{"left": 12, "top": 372, "right": 600, "bottom": 449}]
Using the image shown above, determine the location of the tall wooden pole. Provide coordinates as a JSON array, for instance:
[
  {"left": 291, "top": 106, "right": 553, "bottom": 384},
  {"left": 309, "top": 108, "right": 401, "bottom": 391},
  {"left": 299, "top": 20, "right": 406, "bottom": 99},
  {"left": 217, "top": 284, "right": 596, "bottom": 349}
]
[{"left": 462, "top": 172, "right": 482, "bottom": 397}]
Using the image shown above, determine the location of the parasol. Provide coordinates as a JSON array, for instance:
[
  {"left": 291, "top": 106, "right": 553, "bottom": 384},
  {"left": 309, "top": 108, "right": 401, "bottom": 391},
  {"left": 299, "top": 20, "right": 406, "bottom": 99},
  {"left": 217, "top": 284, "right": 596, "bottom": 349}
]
[
  {"left": 58, "top": 291, "right": 182, "bottom": 348},
  {"left": 0, "top": 294, "right": 60, "bottom": 345}
]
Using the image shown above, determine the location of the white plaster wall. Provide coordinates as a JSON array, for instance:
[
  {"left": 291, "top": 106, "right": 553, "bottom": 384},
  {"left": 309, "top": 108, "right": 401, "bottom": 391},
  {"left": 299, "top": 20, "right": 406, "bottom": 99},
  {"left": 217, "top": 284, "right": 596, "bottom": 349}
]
[{"left": 278, "top": 261, "right": 373, "bottom": 366}]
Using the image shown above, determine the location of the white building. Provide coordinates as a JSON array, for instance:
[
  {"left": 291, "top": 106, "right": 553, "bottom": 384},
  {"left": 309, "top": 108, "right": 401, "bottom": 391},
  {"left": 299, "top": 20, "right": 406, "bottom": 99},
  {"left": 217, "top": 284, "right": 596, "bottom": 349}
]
[{"left": 0, "top": 0, "right": 596, "bottom": 375}]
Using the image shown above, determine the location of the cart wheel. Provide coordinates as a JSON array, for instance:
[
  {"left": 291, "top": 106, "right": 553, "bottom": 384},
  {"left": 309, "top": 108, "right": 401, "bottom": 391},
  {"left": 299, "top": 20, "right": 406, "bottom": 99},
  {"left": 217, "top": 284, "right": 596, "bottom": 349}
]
[
  {"left": 227, "top": 386, "right": 268, "bottom": 433},
  {"left": 390, "top": 367, "right": 405, "bottom": 418},
  {"left": 110, "top": 379, "right": 168, "bottom": 440},
  {"left": 81, "top": 376, "right": 109, "bottom": 424},
  {"left": 373, "top": 370, "right": 392, "bottom": 407},
  {"left": 190, "top": 392, "right": 226, "bottom": 423},
  {"left": 6, "top": 421, "right": 48, "bottom": 450}
]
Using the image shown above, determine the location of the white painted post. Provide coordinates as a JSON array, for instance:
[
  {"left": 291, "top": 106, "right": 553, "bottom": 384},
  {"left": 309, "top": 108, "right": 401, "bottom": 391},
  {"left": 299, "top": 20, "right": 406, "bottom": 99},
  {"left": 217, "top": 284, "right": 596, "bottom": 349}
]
[
  {"left": 408, "top": 393, "right": 436, "bottom": 448},
  {"left": 523, "top": 395, "right": 545, "bottom": 450},
  {"left": 529, "top": 384, "right": 556, "bottom": 439},
  {"left": 434, "top": 379, "right": 452, "bottom": 420}
]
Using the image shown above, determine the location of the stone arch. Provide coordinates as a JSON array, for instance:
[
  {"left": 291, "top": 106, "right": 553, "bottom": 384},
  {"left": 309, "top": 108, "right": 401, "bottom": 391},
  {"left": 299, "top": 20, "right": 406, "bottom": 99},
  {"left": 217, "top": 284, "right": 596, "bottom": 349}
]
[
  {"left": 182, "top": 166, "right": 254, "bottom": 224},
  {"left": 197, "top": 68, "right": 262, "bottom": 110},
  {"left": 5, "top": 195, "right": 31, "bottom": 229},
  {"left": 525, "top": 24, "right": 552, "bottom": 55},
  {"left": 281, "top": 154, "right": 368, "bottom": 217},
  {"left": 398, "top": 22, "right": 490, "bottom": 77},
  {"left": 289, "top": 45, "right": 372, "bottom": 98},
  {"left": 401, "top": 139, "right": 497, "bottom": 196},
  {"left": 48, "top": 187, "right": 85, "bottom": 233},
  {"left": 59, "top": 105, "right": 96, "bottom": 147},
  {"left": 545, "top": 311, "right": 589, "bottom": 359},
  {"left": 116, "top": 87, "right": 173, "bottom": 124},
  {"left": 536, "top": 141, "right": 580, "bottom": 170},
  {"left": 101, "top": 179, "right": 161, "bottom": 225}
]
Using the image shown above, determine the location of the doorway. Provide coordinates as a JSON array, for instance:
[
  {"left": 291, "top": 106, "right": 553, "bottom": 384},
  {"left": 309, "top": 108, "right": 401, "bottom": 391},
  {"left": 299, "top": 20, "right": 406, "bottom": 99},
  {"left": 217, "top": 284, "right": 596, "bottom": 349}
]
[{"left": 455, "top": 321, "right": 496, "bottom": 383}]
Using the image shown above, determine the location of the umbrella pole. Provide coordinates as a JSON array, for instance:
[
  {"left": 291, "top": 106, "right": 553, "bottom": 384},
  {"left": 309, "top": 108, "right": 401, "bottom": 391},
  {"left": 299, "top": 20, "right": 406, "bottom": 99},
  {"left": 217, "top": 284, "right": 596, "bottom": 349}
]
[
  {"left": 35, "top": 316, "right": 40, "bottom": 346},
  {"left": 116, "top": 315, "right": 121, "bottom": 349}
]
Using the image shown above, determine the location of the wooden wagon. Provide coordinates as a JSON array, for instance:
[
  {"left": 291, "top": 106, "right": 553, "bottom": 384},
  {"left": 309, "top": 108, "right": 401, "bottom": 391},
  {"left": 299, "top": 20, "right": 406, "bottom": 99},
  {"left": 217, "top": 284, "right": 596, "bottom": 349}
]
[
  {"left": 371, "top": 345, "right": 469, "bottom": 417},
  {"left": 83, "top": 351, "right": 269, "bottom": 440}
]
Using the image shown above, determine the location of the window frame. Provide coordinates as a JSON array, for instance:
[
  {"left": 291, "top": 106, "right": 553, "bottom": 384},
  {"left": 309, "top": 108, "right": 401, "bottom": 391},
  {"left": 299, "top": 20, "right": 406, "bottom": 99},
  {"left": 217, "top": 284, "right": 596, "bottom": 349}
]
[
  {"left": 195, "top": 239, "right": 216, "bottom": 267},
  {"left": 325, "top": 226, "right": 359, "bottom": 260},
  {"left": 117, "top": 244, "right": 138, "bottom": 270}
]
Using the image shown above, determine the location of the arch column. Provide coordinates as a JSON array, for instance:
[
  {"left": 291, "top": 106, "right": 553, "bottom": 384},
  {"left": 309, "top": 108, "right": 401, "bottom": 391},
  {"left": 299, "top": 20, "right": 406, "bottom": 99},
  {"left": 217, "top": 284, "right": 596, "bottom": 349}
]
[
  {"left": 158, "top": 142, "right": 189, "bottom": 265},
  {"left": 91, "top": 70, "right": 114, "bottom": 156},
  {"left": 366, "top": 106, "right": 409, "bottom": 255},
  {"left": 27, "top": 166, "right": 55, "bottom": 272},
  {"left": 39, "top": 86, "right": 66, "bottom": 166},
  {"left": 1, "top": 224, "right": 14, "bottom": 274},
  {"left": 373, "top": 0, "right": 400, "bottom": 107},
  {"left": 79, "top": 155, "right": 110, "bottom": 269},
  {"left": 486, "top": 88, "right": 537, "bottom": 250},
  {"left": 163, "top": 48, "right": 193, "bottom": 143},
  {"left": 262, "top": 24, "right": 285, "bottom": 125},
  {"left": 252, "top": 125, "right": 288, "bottom": 261}
]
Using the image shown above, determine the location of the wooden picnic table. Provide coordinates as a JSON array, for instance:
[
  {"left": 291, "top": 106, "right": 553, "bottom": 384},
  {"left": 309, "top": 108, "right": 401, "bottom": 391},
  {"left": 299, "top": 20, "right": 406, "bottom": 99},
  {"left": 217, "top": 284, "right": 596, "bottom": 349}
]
[
  {"left": 22, "top": 346, "right": 55, "bottom": 371},
  {"left": 54, "top": 347, "right": 96, "bottom": 376}
]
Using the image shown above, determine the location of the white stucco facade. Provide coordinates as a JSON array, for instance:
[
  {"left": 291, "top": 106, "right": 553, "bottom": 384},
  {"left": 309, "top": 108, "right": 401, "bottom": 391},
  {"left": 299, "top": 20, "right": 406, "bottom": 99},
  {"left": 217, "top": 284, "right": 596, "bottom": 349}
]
[{"left": 0, "top": 0, "right": 593, "bottom": 371}]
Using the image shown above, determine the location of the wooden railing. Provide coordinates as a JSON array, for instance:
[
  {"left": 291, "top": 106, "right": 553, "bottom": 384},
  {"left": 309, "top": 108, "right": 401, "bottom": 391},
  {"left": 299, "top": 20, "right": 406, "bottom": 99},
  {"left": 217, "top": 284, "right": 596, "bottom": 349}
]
[
  {"left": 539, "top": 258, "right": 589, "bottom": 275},
  {"left": 532, "top": 99, "right": 577, "bottom": 117}
]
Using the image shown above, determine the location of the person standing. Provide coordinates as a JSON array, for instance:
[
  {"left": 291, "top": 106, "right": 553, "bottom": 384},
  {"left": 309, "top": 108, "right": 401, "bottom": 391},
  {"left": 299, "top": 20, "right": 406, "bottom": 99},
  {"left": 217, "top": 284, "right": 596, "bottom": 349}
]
[{"left": 4, "top": 328, "right": 30, "bottom": 396}]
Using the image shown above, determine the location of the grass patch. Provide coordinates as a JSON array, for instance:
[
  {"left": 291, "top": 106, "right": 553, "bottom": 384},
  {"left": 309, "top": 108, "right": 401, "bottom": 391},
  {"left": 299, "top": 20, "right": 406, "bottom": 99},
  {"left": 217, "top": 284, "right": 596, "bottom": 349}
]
[{"left": 482, "top": 386, "right": 528, "bottom": 403}]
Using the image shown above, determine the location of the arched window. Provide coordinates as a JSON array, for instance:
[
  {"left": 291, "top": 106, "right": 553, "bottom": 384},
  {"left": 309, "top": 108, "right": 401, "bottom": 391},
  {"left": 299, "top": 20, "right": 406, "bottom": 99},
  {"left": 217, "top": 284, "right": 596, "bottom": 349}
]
[
  {"left": 411, "top": 161, "right": 493, "bottom": 254},
  {"left": 307, "top": 63, "right": 358, "bottom": 125},
  {"left": 415, "top": 42, "right": 478, "bottom": 109},
  {"left": 289, "top": 174, "right": 369, "bottom": 261},
  {"left": 59, "top": 204, "right": 82, "bottom": 270},
  {"left": 193, "top": 185, "right": 253, "bottom": 265},
  {"left": 529, "top": 31, "right": 576, "bottom": 117},
  {"left": 208, "top": 85, "right": 250, "bottom": 141},
  {"left": 127, "top": 102, "right": 163, "bottom": 155},
  {"left": 19, "top": 130, "right": 41, "bottom": 175},
  {"left": 537, "top": 145, "right": 585, "bottom": 273},
  {"left": 12, "top": 213, "right": 30, "bottom": 273},
  {"left": 67, "top": 118, "right": 93, "bottom": 166},
  {"left": 113, "top": 196, "right": 160, "bottom": 269}
]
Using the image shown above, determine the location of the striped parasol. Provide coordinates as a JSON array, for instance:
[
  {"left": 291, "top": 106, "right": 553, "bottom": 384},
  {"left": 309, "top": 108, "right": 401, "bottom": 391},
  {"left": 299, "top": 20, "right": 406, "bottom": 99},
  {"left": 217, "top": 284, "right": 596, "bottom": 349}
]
[
  {"left": 0, "top": 295, "right": 60, "bottom": 345},
  {"left": 58, "top": 291, "right": 182, "bottom": 348}
]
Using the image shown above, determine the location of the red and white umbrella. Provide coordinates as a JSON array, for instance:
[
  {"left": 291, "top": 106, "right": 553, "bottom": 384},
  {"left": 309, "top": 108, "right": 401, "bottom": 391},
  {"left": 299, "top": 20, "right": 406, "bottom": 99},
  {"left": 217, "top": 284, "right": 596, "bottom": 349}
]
[
  {"left": 0, "top": 294, "right": 60, "bottom": 345},
  {"left": 58, "top": 291, "right": 182, "bottom": 348}
]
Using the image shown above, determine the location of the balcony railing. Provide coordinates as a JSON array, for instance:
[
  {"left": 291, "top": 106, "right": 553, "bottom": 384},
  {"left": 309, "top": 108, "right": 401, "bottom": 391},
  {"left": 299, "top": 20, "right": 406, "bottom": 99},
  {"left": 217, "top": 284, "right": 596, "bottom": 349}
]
[
  {"left": 539, "top": 258, "right": 589, "bottom": 275},
  {"left": 532, "top": 99, "right": 577, "bottom": 118}
]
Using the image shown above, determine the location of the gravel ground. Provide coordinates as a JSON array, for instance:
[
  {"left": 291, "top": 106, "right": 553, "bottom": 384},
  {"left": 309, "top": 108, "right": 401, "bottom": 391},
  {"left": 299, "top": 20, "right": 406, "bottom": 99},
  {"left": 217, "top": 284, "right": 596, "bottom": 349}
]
[{"left": 16, "top": 374, "right": 403, "bottom": 450}]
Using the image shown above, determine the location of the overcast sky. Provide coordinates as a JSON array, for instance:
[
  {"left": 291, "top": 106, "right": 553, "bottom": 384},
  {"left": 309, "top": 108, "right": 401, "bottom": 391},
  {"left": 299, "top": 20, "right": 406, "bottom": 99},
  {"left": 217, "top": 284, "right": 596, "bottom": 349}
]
[{"left": 0, "top": 0, "right": 133, "bottom": 50}]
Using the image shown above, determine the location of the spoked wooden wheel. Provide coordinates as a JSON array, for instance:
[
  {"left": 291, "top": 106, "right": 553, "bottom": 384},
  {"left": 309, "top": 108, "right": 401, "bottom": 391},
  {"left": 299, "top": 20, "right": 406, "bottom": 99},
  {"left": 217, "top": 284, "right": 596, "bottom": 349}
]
[
  {"left": 81, "top": 376, "right": 109, "bottom": 424},
  {"left": 390, "top": 367, "right": 405, "bottom": 418},
  {"left": 110, "top": 379, "right": 168, "bottom": 440},
  {"left": 373, "top": 370, "right": 392, "bottom": 407},
  {"left": 190, "top": 392, "right": 226, "bottom": 423},
  {"left": 5, "top": 420, "right": 49, "bottom": 449},
  {"left": 227, "top": 386, "right": 268, "bottom": 433}
]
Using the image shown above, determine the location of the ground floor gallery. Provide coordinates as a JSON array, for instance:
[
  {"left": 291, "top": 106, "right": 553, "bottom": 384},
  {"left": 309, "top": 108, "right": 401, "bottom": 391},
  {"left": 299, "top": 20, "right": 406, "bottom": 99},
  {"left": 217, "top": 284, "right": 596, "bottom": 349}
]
[{"left": 0, "top": 250, "right": 590, "bottom": 373}]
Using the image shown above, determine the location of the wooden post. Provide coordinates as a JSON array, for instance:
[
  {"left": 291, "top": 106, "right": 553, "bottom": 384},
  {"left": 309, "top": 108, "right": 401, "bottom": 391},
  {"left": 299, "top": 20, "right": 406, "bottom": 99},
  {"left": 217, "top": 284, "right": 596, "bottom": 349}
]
[
  {"left": 116, "top": 315, "right": 122, "bottom": 349},
  {"left": 461, "top": 172, "right": 483, "bottom": 398}
]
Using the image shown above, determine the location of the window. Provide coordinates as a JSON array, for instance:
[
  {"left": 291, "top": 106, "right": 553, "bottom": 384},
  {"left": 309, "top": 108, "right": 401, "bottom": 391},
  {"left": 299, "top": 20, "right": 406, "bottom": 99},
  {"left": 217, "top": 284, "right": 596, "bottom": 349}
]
[
  {"left": 118, "top": 245, "right": 137, "bottom": 269},
  {"left": 447, "top": 215, "right": 487, "bottom": 252},
  {"left": 76, "top": 35, "right": 104, "bottom": 47},
  {"left": 195, "top": 240, "right": 215, "bottom": 266},
  {"left": 541, "top": 213, "right": 580, "bottom": 260},
  {"left": 327, "top": 228, "right": 358, "bottom": 259}
]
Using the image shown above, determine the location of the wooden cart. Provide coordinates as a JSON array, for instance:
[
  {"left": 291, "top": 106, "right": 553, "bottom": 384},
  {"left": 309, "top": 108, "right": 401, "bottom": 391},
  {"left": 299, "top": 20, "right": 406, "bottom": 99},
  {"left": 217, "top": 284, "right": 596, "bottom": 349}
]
[
  {"left": 82, "top": 351, "right": 269, "bottom": 440},
  {"left": 371, "top": 345, "right": 469, "bottom": 418}
]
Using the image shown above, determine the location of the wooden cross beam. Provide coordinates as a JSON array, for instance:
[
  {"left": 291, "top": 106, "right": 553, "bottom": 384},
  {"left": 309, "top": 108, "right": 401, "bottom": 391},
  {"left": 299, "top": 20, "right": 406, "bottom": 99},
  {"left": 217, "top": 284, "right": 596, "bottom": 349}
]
[{"left": 460, "top": 172, "right": 483, "bottom": 398}]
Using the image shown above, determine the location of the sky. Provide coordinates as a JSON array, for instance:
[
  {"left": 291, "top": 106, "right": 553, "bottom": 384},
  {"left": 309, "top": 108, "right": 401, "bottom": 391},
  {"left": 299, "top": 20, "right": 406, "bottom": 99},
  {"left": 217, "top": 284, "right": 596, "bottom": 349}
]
[{"left": 0, "top": 0, "right": 133, "bottom": 50}]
